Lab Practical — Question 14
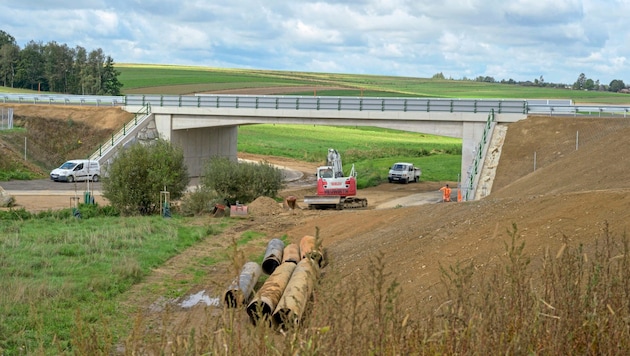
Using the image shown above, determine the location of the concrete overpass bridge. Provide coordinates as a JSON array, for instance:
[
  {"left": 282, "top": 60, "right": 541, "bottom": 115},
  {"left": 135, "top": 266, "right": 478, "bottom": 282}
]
[
  {"left": 103, "top": 94, "right": 534, "bottom": 200},
  {"left": 5, "top": 93, "right": 628, "bottom": 200}
]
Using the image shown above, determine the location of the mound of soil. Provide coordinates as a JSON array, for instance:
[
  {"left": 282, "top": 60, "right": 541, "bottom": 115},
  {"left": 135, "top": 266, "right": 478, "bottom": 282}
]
[{"left": 246, "top": 196, "right": 284, "bottom": 216}]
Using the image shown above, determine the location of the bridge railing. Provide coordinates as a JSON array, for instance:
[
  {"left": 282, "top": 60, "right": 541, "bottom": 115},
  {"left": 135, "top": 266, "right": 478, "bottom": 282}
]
[
  {"left": 89, "top": 103, "right": 152, "bottom": 163},
  {"left": 1, "top": 93, "right": 124, "bottom": 106},
  {"left": 124, "top": 94, "right": 531, "bottom": 114},
  {"left": 2, "top": 93, "right": 630, "bottom": 116},
  {"left": 464, "top": 110, "right": 496, "bottom": 201}
]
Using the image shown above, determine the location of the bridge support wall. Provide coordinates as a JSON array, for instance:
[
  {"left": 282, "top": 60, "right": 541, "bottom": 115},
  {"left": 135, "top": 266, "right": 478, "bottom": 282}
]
[
  {"left": 462, "top": 121, "right": 490, "bottom": 186},
  {"left": 154, "top": 113, "right": 237, "bottom": 177}
]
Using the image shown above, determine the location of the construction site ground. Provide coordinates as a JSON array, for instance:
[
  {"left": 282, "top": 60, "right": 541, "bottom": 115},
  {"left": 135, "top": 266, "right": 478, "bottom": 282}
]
[{"left": 2, "top": 102, "right": 630, "bottom": 337}]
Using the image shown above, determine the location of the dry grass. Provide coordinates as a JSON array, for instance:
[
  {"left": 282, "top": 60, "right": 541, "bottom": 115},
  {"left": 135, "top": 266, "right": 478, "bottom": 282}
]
[{"left": 65, "top": 222, "right": 630, "bottom": 355}]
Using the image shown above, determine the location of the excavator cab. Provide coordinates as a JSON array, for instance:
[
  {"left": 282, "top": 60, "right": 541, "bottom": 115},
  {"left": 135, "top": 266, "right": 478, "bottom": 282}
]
[{"left": 320, "top": 168, "right": 334, "bottom": 178}]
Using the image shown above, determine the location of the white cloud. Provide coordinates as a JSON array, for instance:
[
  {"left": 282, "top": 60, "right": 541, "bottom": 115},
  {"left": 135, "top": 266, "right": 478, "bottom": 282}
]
[{"left": 0, "top": 0, "right": 627, "bottom": 84}]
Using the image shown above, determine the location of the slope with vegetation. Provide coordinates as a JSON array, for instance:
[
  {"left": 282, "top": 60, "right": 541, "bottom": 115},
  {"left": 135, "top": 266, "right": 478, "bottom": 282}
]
[
  {"left": 116, "top": 64, "right": 630, "bottom": 104},
  {"left": 0, "top": 104, "right": 132, "bottom": 179}
]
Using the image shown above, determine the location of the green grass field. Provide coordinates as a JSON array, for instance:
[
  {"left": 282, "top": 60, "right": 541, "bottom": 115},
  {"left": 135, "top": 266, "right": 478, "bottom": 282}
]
[
  {"left": 0, "top": 212, "right": 213, "bottom": 354},
  {"left": 238, "top": 124, "right": 462, "bottom": 186},
  {"left": 3, "top": 63, "right": 630, "bottom": 104},
  {"left": 115, "top": 64, "right": 630, "bottom": 104}
]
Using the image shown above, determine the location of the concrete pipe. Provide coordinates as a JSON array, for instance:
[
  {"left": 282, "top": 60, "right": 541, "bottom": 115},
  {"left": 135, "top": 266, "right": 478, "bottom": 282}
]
[
  {"left": 299, "top": 235, "right": 324, "bottom": 268},
  {"left": 247, "top": 262, "right": 296, "bottom": 325},
  {"left": 272, "top": 258, "right": 319, "bottom": 329},
  {"left": 223, "top": 261, "right": 262, "bottom": 308},
  {"left": 262, "top": 238, "right": 285, "bottom": 275},
  {"left": 282, "top": 243, "right": 300, "bottom": 264}
]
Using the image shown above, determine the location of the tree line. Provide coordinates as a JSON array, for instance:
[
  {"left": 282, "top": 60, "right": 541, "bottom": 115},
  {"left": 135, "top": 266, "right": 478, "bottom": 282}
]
[
  {"left": 0, "top": 30, "right": 122, "bottom": 95},
  {"left": 432, "top": 72, "right": 628, "bottom": 93}
]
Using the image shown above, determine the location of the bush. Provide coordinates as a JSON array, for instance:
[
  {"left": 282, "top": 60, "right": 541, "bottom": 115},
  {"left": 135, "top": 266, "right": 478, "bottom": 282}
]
[
  {"left": 201, "top": 157, "right": 284, "bottom": 205},
  {"left": 179, "top": 187, "right": 222, "bottom": 216},
  {"left": 0, "top": 169, "right": 37, "bottom": 181},
  {"left": 102, "top": 139, "right": 189, "bottom": 215},
  {"left": 0, "top": 207, "right": 33, "bottom": 221}
]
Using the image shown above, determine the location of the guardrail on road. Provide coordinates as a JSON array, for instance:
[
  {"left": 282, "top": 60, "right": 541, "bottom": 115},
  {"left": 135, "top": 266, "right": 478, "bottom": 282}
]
[
  {"left": 126, "top": 94, "right": 530, "bottom": 114},
  {"left": 2, "top": 93, "right": 630, "bottom": 117},
  {"left": 1, "top": 93, "right": 124, "bottom": 106}
]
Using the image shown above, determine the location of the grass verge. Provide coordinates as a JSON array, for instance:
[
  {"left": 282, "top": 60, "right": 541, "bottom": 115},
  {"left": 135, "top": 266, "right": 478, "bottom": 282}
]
[{"left": 0, "top": 210, "right": 210, "bottom": 354}]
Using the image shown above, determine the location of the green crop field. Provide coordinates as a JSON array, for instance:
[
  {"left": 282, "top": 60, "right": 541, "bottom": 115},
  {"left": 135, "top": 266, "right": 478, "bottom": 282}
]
[{"left": 116, "top": 63, "right": 630, "bottom": 104}]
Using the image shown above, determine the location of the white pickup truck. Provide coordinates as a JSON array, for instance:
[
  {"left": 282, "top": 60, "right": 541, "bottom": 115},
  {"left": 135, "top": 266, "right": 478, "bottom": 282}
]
[{"left": 388, "top": 162, "right": 421, "bottom": 184}]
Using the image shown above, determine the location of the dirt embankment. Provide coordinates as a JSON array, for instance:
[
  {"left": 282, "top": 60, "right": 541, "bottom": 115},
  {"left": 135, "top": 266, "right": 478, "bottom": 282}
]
[
  {"left": 128, "top": 115, "right": 630, "bottom": 332},
  {"left": 0, "top": 104, "right": 132, "bottom": 172}
]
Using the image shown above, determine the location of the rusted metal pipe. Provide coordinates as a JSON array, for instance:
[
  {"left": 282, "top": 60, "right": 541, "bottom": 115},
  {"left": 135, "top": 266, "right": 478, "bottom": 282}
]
[
  {"left": 299, "top": 235, "right": 324, "bottom": 268},
  {"left": 246, "top": 262, "right": 296, "bottom": 325},
  {"left": 223, "top": 261, "right": 262, "bottom": 308},
  {"left": 282, "top": 243, "right": 300, "bottom": 264},
  {"left": 262, "top": 238, "right": 285, "bottom": 275},
  {"left": 272, "top": 258, "right": 319, "bottom": 329}
]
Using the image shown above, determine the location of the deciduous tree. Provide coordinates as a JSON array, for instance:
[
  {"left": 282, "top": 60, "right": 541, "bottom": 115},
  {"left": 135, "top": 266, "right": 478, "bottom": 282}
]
[{"left": 103, "top": 139, "right": 189, "bottom": 215}]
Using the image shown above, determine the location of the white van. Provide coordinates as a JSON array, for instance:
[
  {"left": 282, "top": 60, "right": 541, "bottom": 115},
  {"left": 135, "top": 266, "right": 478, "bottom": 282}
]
[{"left": 50, "top": 160, "right": 101, "bottom": 183}]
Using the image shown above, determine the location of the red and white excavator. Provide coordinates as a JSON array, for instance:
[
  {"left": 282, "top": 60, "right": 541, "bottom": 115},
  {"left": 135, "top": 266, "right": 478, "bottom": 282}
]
[{"left": 303, "top": 148, "right": 368, "bottom": 210}]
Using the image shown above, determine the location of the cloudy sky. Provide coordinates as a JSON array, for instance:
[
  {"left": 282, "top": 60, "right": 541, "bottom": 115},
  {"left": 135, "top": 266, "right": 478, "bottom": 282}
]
[{"left": 1, "top": 0, "right": 628, "bottom": 85}]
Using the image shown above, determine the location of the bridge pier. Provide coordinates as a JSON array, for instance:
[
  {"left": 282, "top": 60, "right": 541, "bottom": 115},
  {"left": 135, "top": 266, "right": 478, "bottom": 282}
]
[{"left": 154, "top": 113, "right": 237, "bottom": 177}]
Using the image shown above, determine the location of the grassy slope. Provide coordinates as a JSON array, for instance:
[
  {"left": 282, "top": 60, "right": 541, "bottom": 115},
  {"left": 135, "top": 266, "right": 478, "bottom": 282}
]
[
  {"left": 0, "top": 213, "right": 209, "bottom": 354},
  {"left": 116, "top": 64, "right": 630, "bottom": 104}
]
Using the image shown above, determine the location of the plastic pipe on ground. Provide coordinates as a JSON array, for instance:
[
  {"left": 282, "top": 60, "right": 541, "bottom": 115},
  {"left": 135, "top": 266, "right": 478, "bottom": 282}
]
[
  {"left": 223, "top": 261, "right": 262, "bottom": 308},
  {"left": 282, "top": 243, "right": 300, "bottom": 264},
  {"left": 262, "top": 238, "right": 285, "bottom": 275},
  {"left": 247, "top": 262, "right": 297, "bottom": 325},
  {"left": 272, "top": 258, "right": 319, "bottom": 329}
]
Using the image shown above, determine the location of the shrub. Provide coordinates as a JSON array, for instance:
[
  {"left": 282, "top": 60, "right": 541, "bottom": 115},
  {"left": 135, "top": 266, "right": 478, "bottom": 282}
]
[
  {"left": 102, "top": 139, "right": 189, "bottom": 215},
  {"left": 200, "top": 157, "right": 284, "bottom": 205},
  {"left": 179, "top": 187, "right": 222, "bottom": 216},
  {"left": 0, "top": 207, "right": 33, "bottom": 221}
]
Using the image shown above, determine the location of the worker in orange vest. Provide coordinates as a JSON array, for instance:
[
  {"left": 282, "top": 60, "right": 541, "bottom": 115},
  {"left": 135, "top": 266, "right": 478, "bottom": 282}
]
[{"left": 440, "top": 184, "right": 452, "bottom": 202}]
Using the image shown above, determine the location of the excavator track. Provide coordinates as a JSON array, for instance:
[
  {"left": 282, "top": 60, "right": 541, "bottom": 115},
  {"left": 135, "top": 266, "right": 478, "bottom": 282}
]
[
  {"left": 304, "top": 196, "right": 368, "bottom": 210},
  {"left": 342, "top": 197, "right": 368, "bottom": 209}
]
